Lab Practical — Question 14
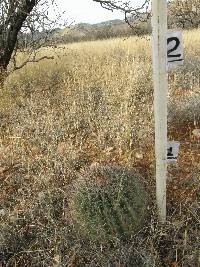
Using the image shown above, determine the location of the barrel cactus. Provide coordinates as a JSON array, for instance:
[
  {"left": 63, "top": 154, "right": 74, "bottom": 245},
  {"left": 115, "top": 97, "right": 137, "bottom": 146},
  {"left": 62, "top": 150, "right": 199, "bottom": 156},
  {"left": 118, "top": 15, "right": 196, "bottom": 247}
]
[{"left": 70, "top": 164, "right": 148, "bottom": 243}]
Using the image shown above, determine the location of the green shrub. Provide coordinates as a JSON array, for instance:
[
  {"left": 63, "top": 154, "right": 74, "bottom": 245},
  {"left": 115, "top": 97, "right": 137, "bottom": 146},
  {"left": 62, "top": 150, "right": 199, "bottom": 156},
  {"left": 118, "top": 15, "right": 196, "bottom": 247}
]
[{"left": 71, "top": 165, "right": 148, "bottom": 243}]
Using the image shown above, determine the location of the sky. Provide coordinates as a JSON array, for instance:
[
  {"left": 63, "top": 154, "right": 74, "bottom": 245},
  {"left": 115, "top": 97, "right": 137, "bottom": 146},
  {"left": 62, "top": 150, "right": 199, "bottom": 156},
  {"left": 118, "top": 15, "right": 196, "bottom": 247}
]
[{"left": 54, "top": 0, "right": 143, "bottom": 24}]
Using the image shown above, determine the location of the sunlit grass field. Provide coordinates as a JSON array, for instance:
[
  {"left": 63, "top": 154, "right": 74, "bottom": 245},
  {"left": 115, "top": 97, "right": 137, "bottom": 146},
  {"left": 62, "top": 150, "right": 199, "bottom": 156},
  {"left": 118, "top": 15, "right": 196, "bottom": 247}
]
[{"left": 0, "top": 29, "right": 199, "bottom": 266}]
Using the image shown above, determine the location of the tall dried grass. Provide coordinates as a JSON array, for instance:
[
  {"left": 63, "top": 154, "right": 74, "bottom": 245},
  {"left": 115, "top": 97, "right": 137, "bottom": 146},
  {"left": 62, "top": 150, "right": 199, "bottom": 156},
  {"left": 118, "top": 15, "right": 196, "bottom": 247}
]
[{"left": 0, "top": 29, "right": 199, "bottom": 266}]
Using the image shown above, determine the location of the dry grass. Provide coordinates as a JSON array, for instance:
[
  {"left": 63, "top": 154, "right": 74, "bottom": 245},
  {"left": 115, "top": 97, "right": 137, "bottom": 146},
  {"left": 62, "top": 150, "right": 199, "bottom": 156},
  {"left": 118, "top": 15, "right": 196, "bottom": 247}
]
[{"left": 0, "top": 29, "right": 199, "bottom": 266}]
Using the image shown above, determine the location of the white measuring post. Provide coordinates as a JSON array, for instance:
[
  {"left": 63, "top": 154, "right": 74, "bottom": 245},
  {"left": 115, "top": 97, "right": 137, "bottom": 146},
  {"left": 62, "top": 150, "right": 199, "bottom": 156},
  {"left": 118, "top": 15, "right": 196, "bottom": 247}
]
[{"left": 151, "top": 0, "right": 168, "bottom": 223}]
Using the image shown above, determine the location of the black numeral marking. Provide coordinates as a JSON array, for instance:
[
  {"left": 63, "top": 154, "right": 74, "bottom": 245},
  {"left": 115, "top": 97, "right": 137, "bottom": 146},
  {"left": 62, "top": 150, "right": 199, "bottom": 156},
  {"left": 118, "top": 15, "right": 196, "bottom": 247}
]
[{"left": 167, "top": 37, "right": 181, "bottom": 59}]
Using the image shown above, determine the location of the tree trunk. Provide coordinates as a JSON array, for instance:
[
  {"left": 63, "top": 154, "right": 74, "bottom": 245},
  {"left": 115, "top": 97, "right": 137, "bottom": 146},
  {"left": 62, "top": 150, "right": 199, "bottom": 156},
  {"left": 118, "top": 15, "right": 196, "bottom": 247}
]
[{"left": 0, "top": 0, "right": 37, "bottom": 84}]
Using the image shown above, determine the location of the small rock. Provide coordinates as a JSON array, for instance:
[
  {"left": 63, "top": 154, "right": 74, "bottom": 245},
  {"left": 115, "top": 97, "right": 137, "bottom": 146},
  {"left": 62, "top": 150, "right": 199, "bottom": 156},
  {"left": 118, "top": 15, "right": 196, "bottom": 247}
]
[
  {"left": 0, "top": 209, "right": 6, "bottom": 216},
  {"left": 192, "top": 129, "right": 200, "bottom": 139},
  {"left": 90, "top": 162, "right": 100, "bottom": 170},
  {"left": 135, "top": 151, "right": 144, "bottom": 160},
  {"left": 57, "top": 142, "right": 68, "bottom": 155},
  {"left": 53, "top": 254, "right": 61, "bottom": 264}
]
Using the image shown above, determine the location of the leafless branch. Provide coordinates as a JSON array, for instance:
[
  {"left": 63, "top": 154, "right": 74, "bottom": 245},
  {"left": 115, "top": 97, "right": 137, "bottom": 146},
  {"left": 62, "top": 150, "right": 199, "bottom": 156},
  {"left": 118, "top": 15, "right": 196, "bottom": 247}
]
[
  {"left": 12, "top": 55, "right": 54, "bottom": 71},
  {"left": 93, "top": 0, "right": 150, "bottom": 34},
  {"left": 93, "top": 0, "right": 150, "bottom": 13}
]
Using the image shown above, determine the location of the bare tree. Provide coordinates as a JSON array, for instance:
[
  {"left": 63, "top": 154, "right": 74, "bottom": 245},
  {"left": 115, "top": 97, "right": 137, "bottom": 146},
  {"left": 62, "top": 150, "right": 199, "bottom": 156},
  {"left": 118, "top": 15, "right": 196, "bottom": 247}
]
[
  {"left": 93, "top": 0, "right": 150, "bottom": 30},
  {"left": 93, "top": 0, "right": 200, "bottom": 29},
  {"left": 0, "top": 0, "right": 66, "bottom": 82}
]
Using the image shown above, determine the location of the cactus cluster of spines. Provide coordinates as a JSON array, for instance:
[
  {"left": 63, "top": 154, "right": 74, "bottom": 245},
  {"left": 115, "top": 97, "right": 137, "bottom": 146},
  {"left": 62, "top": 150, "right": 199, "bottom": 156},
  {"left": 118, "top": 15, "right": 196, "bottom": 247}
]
[{"left": 71, "top": 165, "right": 148, "bottom": 243}]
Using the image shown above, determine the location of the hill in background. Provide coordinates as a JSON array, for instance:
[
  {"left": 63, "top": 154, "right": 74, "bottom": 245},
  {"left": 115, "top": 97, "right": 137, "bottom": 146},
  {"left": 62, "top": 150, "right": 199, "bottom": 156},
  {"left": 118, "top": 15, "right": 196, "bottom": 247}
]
[
  {"left": 52, "top": 17, "right": 151, "bottom": 44},
  {"left": 50, "top": 2, "right": 200, "bottom": 45}
]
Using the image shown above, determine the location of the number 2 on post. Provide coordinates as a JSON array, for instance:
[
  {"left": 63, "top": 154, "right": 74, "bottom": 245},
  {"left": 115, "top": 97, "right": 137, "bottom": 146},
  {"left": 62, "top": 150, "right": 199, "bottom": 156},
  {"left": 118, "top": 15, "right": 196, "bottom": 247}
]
[
  {"left": 166, "top": 31, "right": 184, "bottom": 67},
  {"left": 167, "top": 37, "right": 182, "bottom": 61}
]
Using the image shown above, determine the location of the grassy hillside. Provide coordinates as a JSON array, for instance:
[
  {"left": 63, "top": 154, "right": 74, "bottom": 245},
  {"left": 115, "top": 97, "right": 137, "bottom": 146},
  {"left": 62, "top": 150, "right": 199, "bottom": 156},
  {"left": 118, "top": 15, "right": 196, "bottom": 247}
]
[
  {"left": 0, "top": 29, "right": 199, "bottom": 266},
  {"left": 52, "top": 18, "right": 151, "bottom": 43}
]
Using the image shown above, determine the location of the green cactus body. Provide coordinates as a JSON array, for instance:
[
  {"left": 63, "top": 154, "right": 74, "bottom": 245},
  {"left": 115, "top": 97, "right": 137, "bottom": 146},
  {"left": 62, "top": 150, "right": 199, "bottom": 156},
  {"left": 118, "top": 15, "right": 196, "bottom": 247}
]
[{"left": 71, "top": 165, "right": 148, "bottom": 243}]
